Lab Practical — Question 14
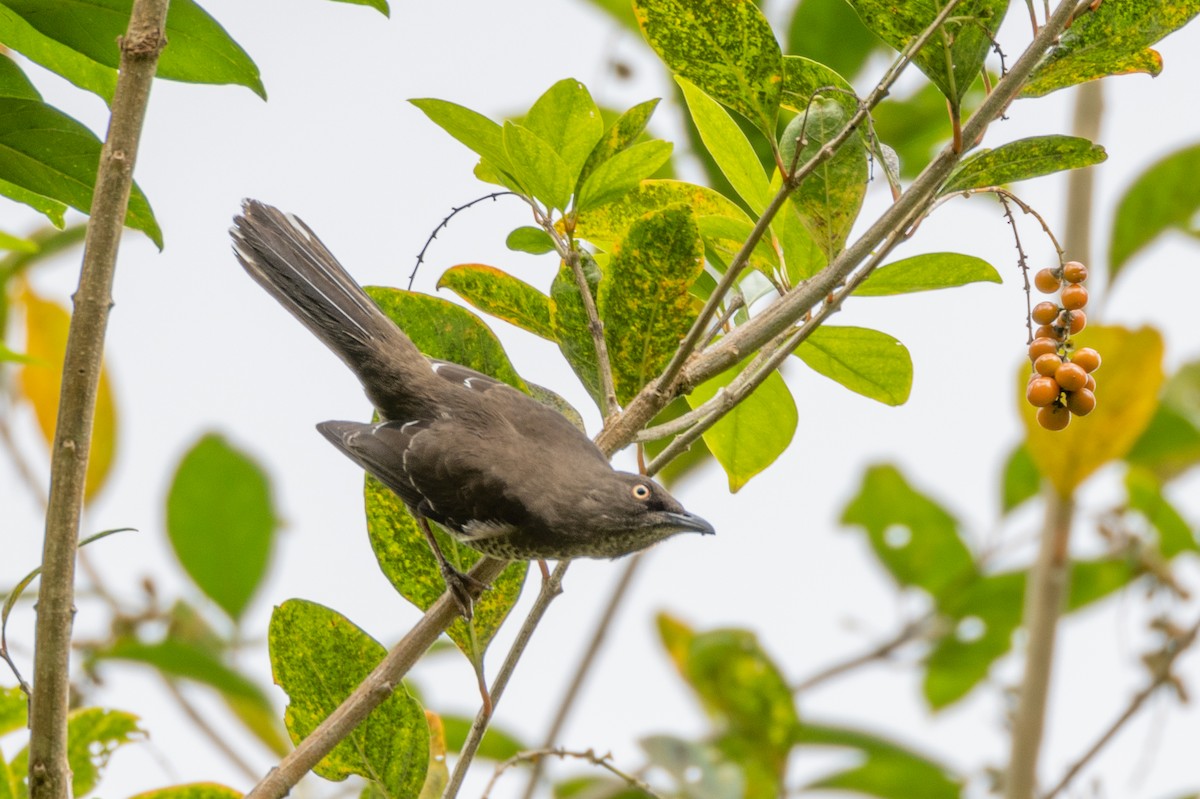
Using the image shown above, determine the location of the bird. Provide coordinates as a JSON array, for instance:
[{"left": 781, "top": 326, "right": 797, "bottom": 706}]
[{"left": 230, "top": 200, "right": 714, "bottom": 618}]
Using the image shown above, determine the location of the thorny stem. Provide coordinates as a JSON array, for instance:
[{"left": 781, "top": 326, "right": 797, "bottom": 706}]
[
  {"left": 485, "top": 748, "right": 663, "bottom": 799},
  {"left": 1004, "top": 490, "right": 1074, "bottom": 799},
  {"left": 27, "top": 3, "right": 168, "bottom": 798},
  {"left": 443, "top": 562, "right": 569, "bottom": 799}
]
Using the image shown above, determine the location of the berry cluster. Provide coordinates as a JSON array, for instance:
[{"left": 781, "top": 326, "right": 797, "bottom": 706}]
[{"left": 1025, "top": 261, "right": 1101, "bottom": 431}]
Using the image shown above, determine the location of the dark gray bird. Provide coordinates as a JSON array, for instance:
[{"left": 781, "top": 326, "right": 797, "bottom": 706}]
[{"left": 230, "top": 200, "right": 713, "bottom": 617}]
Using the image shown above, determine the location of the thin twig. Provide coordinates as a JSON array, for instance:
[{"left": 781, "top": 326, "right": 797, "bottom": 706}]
[
  {"left": 1005, "top": 489, "right": 1075, "bottom": 799},
  {"left": 484, "top": 747, "right": 662, "bottom": 799},
  {"left": 161, "top": 677, "right": 260, "bottom": 783},
  {"left": 443, "top": 561, "right": 569, "bottom": 799},
  {"left": 27, "top": 3, "right": 168, "bottom": 798},
  {"left": 407, "top": 192, "right": 515, "bottom": 290},
  {"left": 519, "top": 554, "right": 646, "bottom": 799},
  {"left": 792, "top": 614, "right": 935, "bottom": 694},
  {"left": 1041, "top": 616, "right": 1200, "bottom": 799}
]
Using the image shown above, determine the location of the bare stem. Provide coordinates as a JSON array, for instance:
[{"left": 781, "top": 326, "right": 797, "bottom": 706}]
[
  {"left": 27, "top": 4, "right": 168, "bottom": 798},
  {"left": 792, "top": 614, "right": 935, "bottom": 694},
  {"left": 1005, "top": 489, "right": 1074, "bottom": 799},
  {"left": 485, "top": 747, "right": 662, "bottom": 799},
  {"left": 245, "top": 557, "right": 508, "bottom": 799},
  {"left": 443, "top": 561, "right": 569, "bottom": 799}
]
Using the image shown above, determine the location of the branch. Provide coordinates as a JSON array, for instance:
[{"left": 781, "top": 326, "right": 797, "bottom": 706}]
[
  {"left": 27, "top": 3, "right": 168, "bottom": 798},
  {"left": 484, "top": 748, "right": 662, "bottom": 799},
  {"left": 1041, "top": 616, "right": 1200, "bottom": 799},
  {"left": 443, "top": 561, "right": 569, "bottom": 799},
  {"left": 792, "top": 614, "right": 936, "bottom": 694},
  {"left": 1005, "top": 489, "right": 1074, "bottom": 799},
  {"left": 245, "top": 557, "right": 509, "bottom": 799}
]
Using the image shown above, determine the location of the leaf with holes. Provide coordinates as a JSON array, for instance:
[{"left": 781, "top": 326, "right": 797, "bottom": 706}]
[
  {"left": 1022, "top": 0, "right": 1200, "bottom": 97},
  {"left": 841, "top": 463, "right": 977, "bottom": 597},
  {"left": 794, "top": 325, "right": 911, "bottom": 405},
  {"left": 685, "top": 361, "right": 796, "bottom": 492},
  {"left": 268, "top": 599, "right": 429, "bottom": 794},
  {"left": 599, "top": 205, "right": 704, "bottom": 403},
  {"left": 634, "top": 0, "right": 782, "bottom": 136},
  {"left": 941, "top": 136, "right": 1106, "bottom": 195}
]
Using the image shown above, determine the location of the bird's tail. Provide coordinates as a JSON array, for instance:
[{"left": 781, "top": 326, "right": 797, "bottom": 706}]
[{"left": 230, "top": 199, "right": 431, "bottom": 413}]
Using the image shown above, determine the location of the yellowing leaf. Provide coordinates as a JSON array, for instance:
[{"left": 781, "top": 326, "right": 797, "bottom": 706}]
[
  {"left": 17, "top": 283, "right": 117, "bottom": 502},
  {"left": 1021, "top": 325, "right": 1163, "bottom": 496}
]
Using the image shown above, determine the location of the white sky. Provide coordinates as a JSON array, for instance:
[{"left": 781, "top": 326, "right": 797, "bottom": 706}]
[{"left": 3, "top": 1, "right": 1200, "bottom": 798}]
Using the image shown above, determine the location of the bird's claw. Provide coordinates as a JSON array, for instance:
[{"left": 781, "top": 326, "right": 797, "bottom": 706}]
[{"left": 442, "top": 566, "right": 488, "bottom": 621}]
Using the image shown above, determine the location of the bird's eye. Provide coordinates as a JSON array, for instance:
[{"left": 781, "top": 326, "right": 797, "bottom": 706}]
[{"left": 631, "top": 484, "right": 651, "bottom": 500}]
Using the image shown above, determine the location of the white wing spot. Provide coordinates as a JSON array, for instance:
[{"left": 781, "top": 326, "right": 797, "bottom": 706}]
[{"left": 284, "top": 212, "right": 314, "bottom": 241}]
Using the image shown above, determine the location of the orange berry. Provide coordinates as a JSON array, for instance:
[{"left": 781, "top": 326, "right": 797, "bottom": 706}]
[
  {"left": 1057, "top": 310, "right": 1087, "bottom": 334},
  {"left": 1032, "top": 302, "right": 1060, "bottom": 326},
  {"left": 1038, "top": 404, "right": 1072, "bottom": 431},
  {"left": 1034, "top": 268, "right": 1061, "bottom": 293},
  {"left": 1034, "top": 353, "right": 1062, "bottom": 376},
  {"left": 1028, "top": 337, "right": 1059, "bottom": 361},
  {"left": 1061, "top": 284, "right": 1089, "bottom": 310},
  {"left": 1062, "top": 261, "right": 1088, "bottom": 283},
  {"left": 1071, "top": 347, "right": 1101, "bottom": 373},
  {"left": 1085, "top": 373, "right": 1096, "bottom": 391},
  {"left": 1027, "top": 376, "right": 1061, "bottom": 407},
  {"left": 1055, "top": 361, "right": 1088, "bottom": 391},
  {"left": 1066, "top": 388, "right": 1096, "bottom": 416},
  {"left": 1035, "top": 324, "right": 1060, "bottom": 340}
]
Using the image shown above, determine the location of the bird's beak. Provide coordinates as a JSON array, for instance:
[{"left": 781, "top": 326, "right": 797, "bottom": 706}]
[{"left": 660, "top": 510, "right": 715, "bottom": 536}]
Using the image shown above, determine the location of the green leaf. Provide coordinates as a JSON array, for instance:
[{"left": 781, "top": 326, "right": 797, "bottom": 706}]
[
  {"left": 504, "top": 226, "right": 555, "bottom": 255},
  {"left": 685, "top": 361, "right": 797, "bottom": 493},
  {"left": 598, "top": 205, "right": 704, "bottom": 403},
  {"left": 166, "top": 433, "right": 276, "bottom": 621},
  {"left": 856, "top": 252, "right": 1001, "bottom": 296},
  {"left": 0, "top": 229, "right": 36, "bottom": 252},
  {"left": 66, "top": 708, "right": 143, "bottom": 796},
  {"left": 779, "top": 55, "right": 858, "bottom": 116},
  {"left": 410, "top": 98, "right": 510, "bottom": 173},
  {"left": 1125, "top": 466, "right": 1197, "bottom": 558},
  {"left": 795, "top": 722, "right": 963, "bottom": 799},
  {"left": 365, "top": 474, "right": 527, "bottom": 663},
  {"left": 941, "top": 135, "right": 1106, "bottom": 195},
  {"left": 440, "top": 716, "right": 526, "bottom": 761},
  {"left": 523, "top": 78, "right": 604, "bottom": 192},
  {"left": 578, "top": 98, "right": 660, "bottom": 190},
  {"left": 1022, "top": 0, "right": 1200, "bottom": 98},
  {"left": 1126, "top": 404, "right": 1200, "bottom": 481},
  {"left": 0, "top": 3, "right": 116, "bottom": 102},
  {"left": 268, "top": 600, "right": 429, "bottom": 795},
  {"left": 774, "top": 196, "right": 826, "bottom": 283},
  {"left": 697, "top": 213, "right": 780, "bottom": 277},
  {"left": 128, "top": 785, "right": 244, "bottom": 799},
  {"left": 574, "top": 179, "right": 749, "bottom": 252},
  {"left": 364, "top": 287, "right": 527, "bottom": 390},
  {"left": 1021, "top": 325, "right": 1164, "bottom": 497},
  {"left": 576, "top": 139, "right": 673, "bottom": 212},
  {"left": 846, "top": 0, "right": 1007, "bottom": 108},
  {"left": 794, "top": 325, "right": 912, "bottom": 405},
  {"left": 0, "top": 685, "right": 26, "bottom": 736},
  {"left": 0, "top": 98, "right": 161, "bottom": 245},
  {"left": 3, "top": 0, "right": 265, "bottom": 97},
  {"left": 0, "top": 52, "right": 39, "bottom": 100},
  {"left": 502, "top": 121, "right": 573, "bottom": 211},
  {"left": 676, "top": 77, "right": 771, "bottom": 213},
  {"left": 437, "top": 264, "right": 555, "bottom": 341},
  {"left": 1000, "top": 444, "right": 1040, "bottom": 513},
  {"left": 634, "top": 0, "right": 783, "bottom": 136},
  {"left": 97, "top": 638, "right": 267, "bottom": 704},
  {"left": 785, "top": 0, "right": 881, "bottom": 80},
  {"left": 1109, "top": 143, "right": 1200, "bottom": 280},
  {"left": 780, "top": 98, "right": 868, "bottom": 258},
  {"left": 872, "top": 80, "right": 987, "bottom": 180},
  {"left": 841, "top": 464, "right": 977, "bottom": 597},
  {"left": 642, "top": 396, "right": 714, "bottom": 486},
  {"left": 640, "top": 735, "right": 744, "bottom": 799},
  {"left": 324, "top": 0, "right": 389, "bottom": 15}
]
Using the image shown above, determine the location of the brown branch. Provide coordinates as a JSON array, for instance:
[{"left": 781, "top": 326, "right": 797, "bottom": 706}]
[
  {"left": 443, "top": 561, "right": 569, "bottom": 799},
  {"left": 792, "top": 614, "right": 936, "bottom": 694},
  {"left": 1041, "top": 616, "right": 1200, "bottom": 799},
  {"left": 484, "top": 747, "right": 662, "bottom": 799},
  {"left": 27, "top": 3, "right": 168, "bottom": 798},
  {"left": 1005, "top": 489, "right": 1075, "bottom": 799},
  {"left": 244, "top": 557, "right": 508, "bottom": 799}
]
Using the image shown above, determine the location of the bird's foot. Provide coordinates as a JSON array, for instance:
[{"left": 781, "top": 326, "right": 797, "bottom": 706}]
[{"left": 442, "top": 565, "right": 488, "bottom": 621}]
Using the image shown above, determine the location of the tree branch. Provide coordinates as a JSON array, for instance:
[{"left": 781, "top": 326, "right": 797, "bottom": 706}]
[{"left": 27, "top": 3, "right": 168, "bottom": 798}]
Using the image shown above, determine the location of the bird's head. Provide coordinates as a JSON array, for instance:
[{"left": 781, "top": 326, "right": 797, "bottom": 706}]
[{"left": 573, "top": 471, "right": 713, "bottom": 557}]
